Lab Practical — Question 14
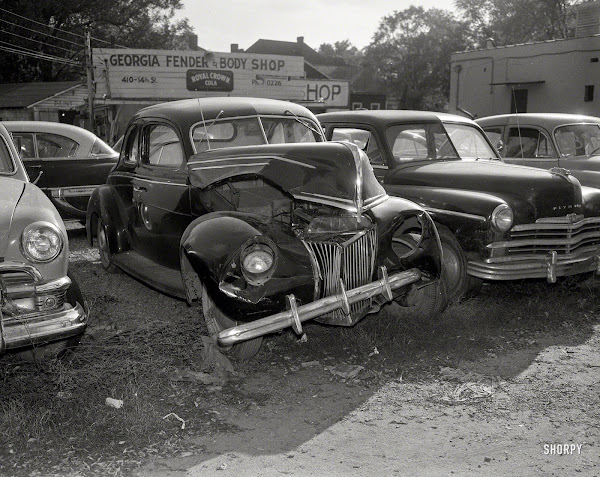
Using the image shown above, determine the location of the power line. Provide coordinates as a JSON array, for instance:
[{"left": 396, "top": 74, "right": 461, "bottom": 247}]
[
  {"left": 0, "top": 18, "right": 82, "bottom": 48},
  {"left": 0, "top": 39, "right": 81, "bottom": 66},
  {"left": 0, "top": 44, "right": 81, "bottom": 66},
  {"left": 0, "top": 6, "right": 127, "bottom": 48},
  {"left": 2, "top": 28, "right": 81, "bottom": 55}
]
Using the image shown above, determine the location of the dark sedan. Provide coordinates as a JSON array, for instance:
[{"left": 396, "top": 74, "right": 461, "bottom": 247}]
[
  {"left": 318, "top": 110, "right": 600, "bottom": 301},
  {"left": 87, "top": 98, "right": 445, "bottom": 359},
  {"left": 4, "top": 121, "right": 119, "bottom": 221}
]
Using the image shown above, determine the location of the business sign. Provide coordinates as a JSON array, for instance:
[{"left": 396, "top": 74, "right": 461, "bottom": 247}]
[
  {"left": 92, "top": 48, "right": 349, "bottom": 108},
  {"left": 186, "top": 70, "right": 234, "bottom": 92}
]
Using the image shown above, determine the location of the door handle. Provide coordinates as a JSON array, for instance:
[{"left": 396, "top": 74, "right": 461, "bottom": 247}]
[{"left": 133, "top": 185, "right": 147, "bottom": 192}]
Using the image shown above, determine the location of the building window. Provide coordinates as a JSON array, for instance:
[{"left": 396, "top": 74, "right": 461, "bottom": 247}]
[
  {"left": 585, "top": 85, "right": 594, "bottom": 102},
  {"left": 352, "top": 102, "right": 363, "bottom": 110},
  {"left": 370, "top": 103, "right": 381, "bottom": 110},
  {"left": 510, "top": 89, "right": 528, "bottom": 114},
  {"left": 591, "top": 57, "right": 599, "bottom": 63}
]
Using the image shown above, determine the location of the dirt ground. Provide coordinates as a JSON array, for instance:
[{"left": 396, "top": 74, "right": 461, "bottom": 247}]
[{"left": 11, "top": 225, "right": 598, "bottom": 476}]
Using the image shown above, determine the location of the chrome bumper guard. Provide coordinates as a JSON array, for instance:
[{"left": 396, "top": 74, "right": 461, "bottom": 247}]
[
  {"left": 0, "top": 262, "right": 87, "bottom": 353},
  {"left": 468, "top": 250, "right": 600, "bottom": 282},
  {"left": 218, "top": 266, "right": 421, "bottom": 346},
  {"left": 0, "top": 303, "right": 86, "bottom": 352}
]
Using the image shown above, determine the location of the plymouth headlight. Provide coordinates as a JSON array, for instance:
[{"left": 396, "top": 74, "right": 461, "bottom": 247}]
[
  {"left": 491, "top": 204, "right": 513, "bottom": 232},
  {"left": 21, "top": 222, "right": 63, "bottom": 262}
]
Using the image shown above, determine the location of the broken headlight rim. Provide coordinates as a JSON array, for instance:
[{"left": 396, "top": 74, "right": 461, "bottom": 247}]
[
  {"left": 240, "top": 237, "right": 277, "bottom": 286},
  {"left": 20, "top": 221, "right": 64, "bottom": 263}
]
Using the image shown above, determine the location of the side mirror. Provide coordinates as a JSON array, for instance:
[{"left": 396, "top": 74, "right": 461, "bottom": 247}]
[{"left": 495, "top": 140, "right": 504, "bottom": 152}]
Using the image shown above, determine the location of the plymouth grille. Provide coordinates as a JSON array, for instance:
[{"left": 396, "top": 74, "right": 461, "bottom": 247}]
[
  {"left": 302, "top": 227, "right": 377, "bottom": 324},
  {"left": 489, "top": 215, "right": 600, "bottom": 260}
]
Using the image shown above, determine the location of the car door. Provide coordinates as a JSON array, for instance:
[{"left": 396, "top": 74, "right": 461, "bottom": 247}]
[
  {"left": 39, "top": 132, "right": 117, "bottom": 218},
  {"left": 133, "top": 121, "right": 191, "bottom": 269},
  {"left": 325, "top": 124, "right": 388, "bottom": 182},
  {"left": 10, "top": 132, "right": 46, "bottom": 188},
  {"left": 502, "top": 126, "right": 559, "bottom": 169}
]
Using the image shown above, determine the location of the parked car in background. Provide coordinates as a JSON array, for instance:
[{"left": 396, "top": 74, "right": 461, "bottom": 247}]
[
  {"left": 4, "top": 121, "right": 119, "bottom": 221},
  {"left": 0, "top": 123, "right": 87, "bottom": 360},
  {"left": 87, "top": 98, "right": 444, "bottom": 359},
  {"left": 477, "top": 113, "right": 600, "bottom": 188},
  {"left": 318, "top": 110, "right": 600, "bottom": 301}
]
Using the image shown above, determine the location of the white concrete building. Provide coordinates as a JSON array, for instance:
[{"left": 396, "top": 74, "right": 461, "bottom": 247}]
[{"left": 449, "top": 1, "right": 600, "bottom": 118}]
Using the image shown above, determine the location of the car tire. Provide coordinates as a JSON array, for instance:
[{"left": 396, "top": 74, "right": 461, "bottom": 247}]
[
  {"left": 96, "top": 218, "right": 119, "bottom": 273},
  {"left": 437, "top": 226, "right": 470, "bottom": 301},
  {"left": 201, "top": 283, "right": 263, "bottom": 359},
  {"left": 400, "top": 278, "right": 447, "bottom": 319},
  {"left": 17, "top": 273, "right": 86, "bottom": 363}
]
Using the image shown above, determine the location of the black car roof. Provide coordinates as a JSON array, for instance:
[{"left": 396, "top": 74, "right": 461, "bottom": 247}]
[
  {"left": 133, "top": 97, "right": 318, "bottom": 127},
  {"left": 317, "top": 110, "right": 476, "bottom": 127}
]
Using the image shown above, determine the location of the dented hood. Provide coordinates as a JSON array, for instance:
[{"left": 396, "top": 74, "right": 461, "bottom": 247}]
[
  {"left": 187, "top": 142, "right": 387, "bottom": 212},
  {"left": 0, "top": 177, "right": 25, "bottom": 257}
]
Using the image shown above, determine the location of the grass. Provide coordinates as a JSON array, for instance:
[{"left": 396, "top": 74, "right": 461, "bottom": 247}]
[
  {"left": 0, "top": 314, "right": 213, "bottom": 475},
  {"left": 1, "top": 270, "right": 599, "bottom": 475}
]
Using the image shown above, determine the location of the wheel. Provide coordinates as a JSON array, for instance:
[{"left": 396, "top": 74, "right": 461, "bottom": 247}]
[
  {"left": 400, "top": 279, "right": 447, "bottom": 319},
  {"left": 96, "top": 218, "right": 119, "bottom": 273},
  {"left": 437, "top": 226, "right": 469, "bottom": 301},
  {"left": 17, "top": 273, "right": 86, "bottom": 363},
  {"left": 201, "top": 283, "right": 263, "bottom": 359}
]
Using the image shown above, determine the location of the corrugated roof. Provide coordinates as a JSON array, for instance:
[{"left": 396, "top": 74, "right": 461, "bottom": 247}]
[{"left": 0, "top": 81, "right": 82, "bottom": 108}]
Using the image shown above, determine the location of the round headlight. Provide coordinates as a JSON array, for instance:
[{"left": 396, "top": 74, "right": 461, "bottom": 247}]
[
  {"left": 242, "top": 248, "right": 274, "bottom": 274},
  {"left": 21, "top": 222, "right": 63, "bottom": 262},
  {"left": 491, "top": 204, "right": 513, "bottom": 232}
]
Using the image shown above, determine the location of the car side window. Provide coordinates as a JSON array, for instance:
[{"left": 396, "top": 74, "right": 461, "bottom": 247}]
[
  {"left": 483, "top": 128, "right": 503, "bottom": 151},
  {"left": 506, "top": 127, "right": 556, "bottom": 158},
  {"left": 122, "top": 127, "right": 140, "bottom": 165},
  {"left": 36, "top": 133, "right": 79, "bottom": 158},
  {"left": 143, "top": 124, "right": 184, "bottom": 168},
  {"left": 330, "top": 127, "right": 385, "bottom": 165},
  {"left": 0, "top": 135, "right": 15, "bottom": 173},
  {"left": 11, "top": 132, "right": 35, "bottom": 159}
]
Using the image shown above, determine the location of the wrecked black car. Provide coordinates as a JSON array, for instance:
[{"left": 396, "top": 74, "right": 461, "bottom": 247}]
[{"left": 86, "top": 98, "right": 444, "bottom": 358}]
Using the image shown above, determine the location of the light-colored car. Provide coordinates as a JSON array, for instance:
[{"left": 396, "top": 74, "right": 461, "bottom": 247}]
[
  {"left": 0, "top": 123, "right": 87, "bottom": 360},
  {"left": 477, "top": 113, "right": 600, "bottom": 187},
  {"left": 4, "top": 121, "right": 118, "bottom": 221}
]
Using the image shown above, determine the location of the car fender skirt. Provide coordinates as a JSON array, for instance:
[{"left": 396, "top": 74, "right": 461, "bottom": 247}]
[{"left": 217, "top": 266, "right": 421, "bottom": 346}]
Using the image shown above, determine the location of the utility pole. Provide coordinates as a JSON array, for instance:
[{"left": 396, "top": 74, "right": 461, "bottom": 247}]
[{"left": 85, "top": 31, "right": 95, "bottom": 133}]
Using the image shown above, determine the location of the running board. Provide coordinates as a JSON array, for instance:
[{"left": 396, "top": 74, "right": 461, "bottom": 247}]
[{"left": 112, "top": 251, "right": 186, "bottom": 299}]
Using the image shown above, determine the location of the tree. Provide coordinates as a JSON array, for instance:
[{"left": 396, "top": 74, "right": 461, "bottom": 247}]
[
  {"left": 0, "top": 0, "right": 193, "bottom": 82},
  {"left": 364, "top": 6, "right": 472, "bottom": 110},
  {"left": 318, "top": 40, "right": 363, "bottom": 66},
  {"left": 455, "top": 0, "right": 582, "bottom": 47}
]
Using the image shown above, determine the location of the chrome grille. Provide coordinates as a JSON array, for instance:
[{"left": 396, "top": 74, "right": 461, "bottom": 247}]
[
  {"left": 302, "top": 227, "right": 377, "bottom": 325},
  {"left": 489, "top": 215, "right": 600, "bottom": 260}
]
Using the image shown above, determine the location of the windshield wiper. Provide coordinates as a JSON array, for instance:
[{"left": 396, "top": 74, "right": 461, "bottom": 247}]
[{"left": 284, "top": 109, "right": 321, "bottom": 137}]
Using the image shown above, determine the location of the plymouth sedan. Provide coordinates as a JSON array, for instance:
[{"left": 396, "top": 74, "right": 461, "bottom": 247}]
[
  {"left": 0, "top": 123, "right": 87, "bottom": 360},
  {"left": 477, "top": 113, "right": 600, "bottom": 188},
  {"left": 318, "top": 110, "right": 600, "bottom": 301},
  {"left": 5, "top": 121, "right": 119, "bottom": 221},
  {"left": 86, "top": 98, "right": 444, "bottom": 359}
]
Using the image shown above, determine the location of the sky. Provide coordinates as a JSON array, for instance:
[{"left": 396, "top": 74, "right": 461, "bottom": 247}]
[{"left": 177, "top": 0, "right": 460, "bottom": 53}]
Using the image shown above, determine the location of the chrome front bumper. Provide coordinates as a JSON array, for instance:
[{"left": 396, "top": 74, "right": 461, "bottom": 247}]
[
  {"left": 0, "top": 261, "right": 87, "bottom": 353},
  {"left": 218, "top": 266, "right": 421, "bottom": 346},
  {"left": 1, "top": 303, "right": 87, "bottom": 352},
  {"left": 468, "top": 249, "right": 600, "bottom": 282}
]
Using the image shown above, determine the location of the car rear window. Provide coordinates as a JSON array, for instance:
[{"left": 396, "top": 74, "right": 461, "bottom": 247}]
[
  {"left": 36, "top": 133, "right": 79, "bottom": 158},
  {"left": 90, "top": 138, "right": 116, "bottom": 156},
  {"left": 0, "top": 136, "right": 15, "bottom": 173}
]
